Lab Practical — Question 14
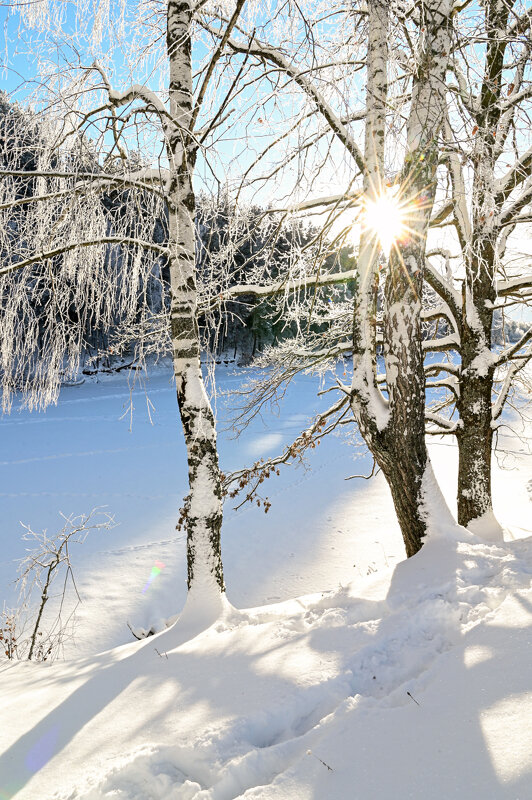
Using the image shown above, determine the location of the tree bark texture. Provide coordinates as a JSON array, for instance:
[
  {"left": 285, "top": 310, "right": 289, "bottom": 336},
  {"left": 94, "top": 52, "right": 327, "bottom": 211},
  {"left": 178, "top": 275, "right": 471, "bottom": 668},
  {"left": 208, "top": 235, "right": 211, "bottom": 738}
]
[
  {"left": 166, "top": 0, "right": 224, "bottom": 594},
  {"left": 352, "top": 0, "right": 453, "bottom": 557},
  {"left": 454, "top": 0, "right": 512, "bottom": 526}
]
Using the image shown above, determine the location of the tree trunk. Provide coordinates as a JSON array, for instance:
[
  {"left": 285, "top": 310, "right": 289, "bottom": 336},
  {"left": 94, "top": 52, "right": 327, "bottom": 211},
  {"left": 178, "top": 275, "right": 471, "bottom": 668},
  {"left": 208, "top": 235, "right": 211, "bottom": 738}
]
[
  {"left": 456, "top": 406, "right": 493, "bottom": 527},
  {"left": 351, "top": 0, "right": 454, "bottom": 557},
  {"left": 382, "top": 250, "right": 429, "bottom": 554},
  {"left": 166, "top": 0, "right": 225, "bottom": 598},
  {"left": 373, "top": 434, "right": 429, "bottom": 558},
  {"left": 456, "top": 295, "right": 495, "bottom": 528},
  {"left": 453, "top": 0, "right": 510, "bottom": 530}
]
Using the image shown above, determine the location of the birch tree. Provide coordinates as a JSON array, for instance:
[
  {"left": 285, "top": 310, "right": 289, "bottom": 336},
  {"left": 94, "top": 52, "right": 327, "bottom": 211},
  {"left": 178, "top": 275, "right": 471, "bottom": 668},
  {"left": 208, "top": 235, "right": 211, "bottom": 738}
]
[
  {"left": 213, "top": 0, "right": 531, "bottom": 548},
  {"left": 214, "top": 0, "right": 457, "bottom": 556},
  {"left": 1, "top": 0, "right": 255, "bottom": 618}
]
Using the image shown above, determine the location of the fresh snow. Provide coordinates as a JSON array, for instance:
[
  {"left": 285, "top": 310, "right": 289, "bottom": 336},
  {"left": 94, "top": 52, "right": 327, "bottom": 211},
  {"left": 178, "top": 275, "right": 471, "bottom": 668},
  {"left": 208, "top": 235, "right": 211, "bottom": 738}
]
[{"left": 0, "top": 365, "right": 531, "bottom": 800}]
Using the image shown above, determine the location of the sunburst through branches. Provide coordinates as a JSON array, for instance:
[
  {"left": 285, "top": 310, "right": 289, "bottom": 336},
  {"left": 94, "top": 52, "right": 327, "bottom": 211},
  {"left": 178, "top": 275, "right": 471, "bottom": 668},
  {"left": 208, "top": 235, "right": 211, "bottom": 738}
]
[{"left": 363, "top": 188, "right": 410, "bottom": 258}]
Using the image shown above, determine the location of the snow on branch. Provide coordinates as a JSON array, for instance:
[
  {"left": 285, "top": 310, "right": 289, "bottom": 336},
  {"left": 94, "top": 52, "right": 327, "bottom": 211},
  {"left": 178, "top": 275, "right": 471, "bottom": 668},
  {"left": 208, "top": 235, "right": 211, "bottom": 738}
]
[
  {"left": 495, "top": 144, "right": 532, "bottom": 200},
  {"left": 494, "top": 324, "right": 532, "bottom": 366},
  {"left": 423, "top": 333, "right": 460, "bottom": 352},
  {"left": 426, "top": 375, "right": 459, "bottom": 398},
  {"left": 496, "top": 275, "right": 532, "bottom": 296},
  {"left": 507, "top": 7, "right": 532, "bottom": 37},
  {"left": 492, "top": 347, "right": 532, "bottom": 421},
  {"left": 498, "top": 181, "right": 532, "bottom": 228},
  {"left": 425, "top": 411, "right": 460, "bottom": 433},
  {"left": 224, "top": 268, "right": 357, "bottom": 301},
  {"left": 91, "top": 62, "right": 169, "bottom": 119},
  {"left": 499, "top": 84, "right": 532, "bottom": 114},
  {"left": 429, "top": 199, "right": 454, "bottom": 226},
  {"left": 0, "top": 168, "right": 168, "bottom": 196},
  {"left": 425, "top": 361, "right": 460, "bottom": 377},
  {"left": 267, "top": 190, "right": 363, "bottom": 216},
  {"left": 0, "top": 238, "right": 167, "bottom": 279},
  {"left": 421, "top": 303, "right": 457, "bottom": 326},
  {"left": 424, "top": 254, "right": 462, "bottom": 327}
]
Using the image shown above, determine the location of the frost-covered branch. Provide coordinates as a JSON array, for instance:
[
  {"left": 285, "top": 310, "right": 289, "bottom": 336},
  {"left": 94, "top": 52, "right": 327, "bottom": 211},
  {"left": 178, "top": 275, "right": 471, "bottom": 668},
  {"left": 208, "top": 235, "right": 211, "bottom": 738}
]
[
  {"left": 202, "top": 24, "right": 367, "bottom": 174},
  {"left": 224, "top": 268, "right": 357, "bottom": 301},
  {"left": 0, "top": 237, "right": 166, "bottom": 278},
  {"left": 0, "top": 168, "right": 168, "bottom": 197},
  {"left": 425, "top": 411, "right": 460, "bottom": 433},
  {"left": 494, "top": 323, "right": 532, "bottom": 365}
]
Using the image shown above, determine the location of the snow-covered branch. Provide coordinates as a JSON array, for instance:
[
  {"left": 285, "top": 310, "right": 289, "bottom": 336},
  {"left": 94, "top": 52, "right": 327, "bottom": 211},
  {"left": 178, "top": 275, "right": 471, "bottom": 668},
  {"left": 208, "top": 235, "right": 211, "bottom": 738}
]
[
  {"left": 425, "top": 411, "right": 460, "bottom": 432},
  {"left": 425, "top": 361, "right": 460, "bottom": 377},
  {"left": 0, "top": 238, "right": 166, "bottom": 278},
  {"left": 495, "top": 144, "right": 532, "bottom": 201},
  {"left": 224, "top": 268, "right": 357, "bottom": 301},
  {"left": 423, "top": 334, "right": 460, "bottom": 353},
  {"left": 494, "top": 324, "right": 532, "bottom": 366},
  {"left": 426, "top": 375, "right": 460, "bottom": 398},
  {"left": 492, "top": 348, "right": 532, "bottom": 420},
  {"left": 424, "top": 255, "right": 462, "bottom": 328},
  {"left": 496, "top": 275, "right": 532, "bottom": 296},
  {"left": 0, "top": 169, "right": 168, "bottom": 197},
  {"left": 91, "top": 62, "right": 169, "bottom": 119}
]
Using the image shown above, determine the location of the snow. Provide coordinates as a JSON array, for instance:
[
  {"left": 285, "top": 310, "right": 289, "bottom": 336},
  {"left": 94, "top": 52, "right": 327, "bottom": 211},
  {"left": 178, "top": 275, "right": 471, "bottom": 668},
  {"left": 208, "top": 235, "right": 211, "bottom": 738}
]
[
  {"left": 420, "top": 457, "right": 463, "bottom": 536},
  {"left": 0, "top": 365, "right": 531, "bottom": 800},
  {"left": 468, "top": 509, "right": 505, "bottom": 543}
]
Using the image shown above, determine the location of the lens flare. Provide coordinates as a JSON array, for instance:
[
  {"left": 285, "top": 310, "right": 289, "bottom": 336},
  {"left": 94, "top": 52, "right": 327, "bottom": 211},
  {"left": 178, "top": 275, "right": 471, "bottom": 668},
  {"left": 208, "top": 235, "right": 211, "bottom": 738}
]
[
  {"left": 141, "top": 560, "right": 166, "bottom": 594},
  {"left": 363, "top": 190, "right": 408, "bottom": 257},
  {"left": 25, "top": 725, "right": 61, "bottom": 773}
]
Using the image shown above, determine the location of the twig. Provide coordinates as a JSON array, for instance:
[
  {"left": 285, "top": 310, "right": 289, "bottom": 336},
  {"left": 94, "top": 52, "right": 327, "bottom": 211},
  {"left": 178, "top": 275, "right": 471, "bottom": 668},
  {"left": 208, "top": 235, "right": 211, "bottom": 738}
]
[
  {"left": 307, "top": 749, "right": 333, "bottom": 771},
  {"left": 407, "top": 691, "right": 420, "bottom": 706},
  {"left": 345, "top": 459, "right": 380, "bottom": 480}
]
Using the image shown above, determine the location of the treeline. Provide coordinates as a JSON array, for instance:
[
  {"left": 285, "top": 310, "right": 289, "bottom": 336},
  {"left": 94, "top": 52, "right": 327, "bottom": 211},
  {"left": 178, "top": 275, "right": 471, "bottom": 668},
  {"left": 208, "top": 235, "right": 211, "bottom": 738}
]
[
  {"left": 1, "top": 94, "right": 526, "bottom": 384},
  {"left": 0, "top": 96, "right": 356, "bottom": 375}
]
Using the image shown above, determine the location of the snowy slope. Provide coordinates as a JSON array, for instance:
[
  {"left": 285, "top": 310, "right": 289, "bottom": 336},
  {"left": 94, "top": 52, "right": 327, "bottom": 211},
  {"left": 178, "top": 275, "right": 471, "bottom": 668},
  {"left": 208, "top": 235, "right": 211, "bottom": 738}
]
[
  {"left": 1, "top": 367, "right": 531, "bottom": 799},
  {"left": 0, "top": 366, "right": 409, "bottom": 658},
  {"left": 1, "top": 535, "right": 531, "bottom": 799}
]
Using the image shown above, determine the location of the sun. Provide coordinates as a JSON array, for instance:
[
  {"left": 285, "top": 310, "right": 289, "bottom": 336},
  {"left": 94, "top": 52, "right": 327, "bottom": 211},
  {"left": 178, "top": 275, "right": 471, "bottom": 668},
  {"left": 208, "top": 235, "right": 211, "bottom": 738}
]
[{"left": 363, "top": 190, "right": 408, "bottom": 257}]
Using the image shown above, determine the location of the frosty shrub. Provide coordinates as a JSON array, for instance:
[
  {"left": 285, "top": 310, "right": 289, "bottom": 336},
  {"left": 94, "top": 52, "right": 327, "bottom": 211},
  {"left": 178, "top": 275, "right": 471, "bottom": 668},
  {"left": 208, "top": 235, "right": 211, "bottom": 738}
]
[{"left": 1, "top": 508, "right": 115, "bottom": 662}]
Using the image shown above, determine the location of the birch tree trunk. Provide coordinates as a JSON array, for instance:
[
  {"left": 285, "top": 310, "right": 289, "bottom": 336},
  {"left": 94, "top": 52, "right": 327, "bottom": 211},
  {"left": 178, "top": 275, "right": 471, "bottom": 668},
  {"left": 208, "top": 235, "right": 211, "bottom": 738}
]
[
  {"left": 352, "top": 0, "right": 454, "bottom": 556},
  {"left": 166, "top": 0, "right": 225, "bottom": 600}
]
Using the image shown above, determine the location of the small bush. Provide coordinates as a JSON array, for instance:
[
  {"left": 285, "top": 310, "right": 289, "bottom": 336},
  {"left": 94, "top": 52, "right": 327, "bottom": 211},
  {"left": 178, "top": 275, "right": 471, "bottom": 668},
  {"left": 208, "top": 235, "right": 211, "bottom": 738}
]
[{"left": 1, "top": 508, "right": 115, "bottom": 662}]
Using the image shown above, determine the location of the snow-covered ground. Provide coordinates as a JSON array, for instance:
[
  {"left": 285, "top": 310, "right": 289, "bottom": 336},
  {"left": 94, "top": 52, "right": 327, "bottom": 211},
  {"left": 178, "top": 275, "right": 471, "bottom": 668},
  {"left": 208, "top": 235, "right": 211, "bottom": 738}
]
[{"left": 0, "top": 365, "right": 531, "bottom": 799}]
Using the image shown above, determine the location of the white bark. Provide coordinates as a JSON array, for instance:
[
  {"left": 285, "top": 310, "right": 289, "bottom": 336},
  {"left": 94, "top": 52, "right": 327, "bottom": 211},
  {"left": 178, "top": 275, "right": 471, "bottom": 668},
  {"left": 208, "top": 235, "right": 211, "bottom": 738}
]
[{"left": 166, "top": 0, "right": 225, "bottom": 598}]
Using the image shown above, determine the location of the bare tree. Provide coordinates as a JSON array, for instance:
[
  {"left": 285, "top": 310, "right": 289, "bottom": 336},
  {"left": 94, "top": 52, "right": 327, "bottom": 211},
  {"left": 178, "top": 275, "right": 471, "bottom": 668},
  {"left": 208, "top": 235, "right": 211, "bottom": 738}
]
[
  {"left": 1, "top": 509, "right": 115, "bottom": 662},
  {"left": 216, "top": 0, "right": 531, "bottom": 550},
  {"left": 424, "top": 0, "right": 532, "bottom": 530},
  {"left": 1, "top": 0, "right": 257, "bottom": 618},
  {"left": 212, "top": 0, "right": 457, "bottom": 556}
]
